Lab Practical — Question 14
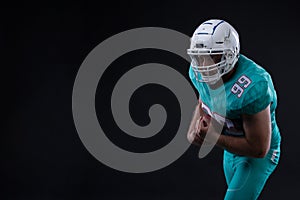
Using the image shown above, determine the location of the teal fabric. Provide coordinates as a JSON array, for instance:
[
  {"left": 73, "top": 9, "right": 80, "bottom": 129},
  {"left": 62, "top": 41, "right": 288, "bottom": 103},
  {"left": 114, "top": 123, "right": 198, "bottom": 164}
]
[
  {"left": 189, "top": 54, "right": 281, "bottom": 199},
  {"left": 223, "top": 150, "right": 279, "bottom": 200},
  {"left": 188, "top": 54, "right": 281, "bottom": 149}
]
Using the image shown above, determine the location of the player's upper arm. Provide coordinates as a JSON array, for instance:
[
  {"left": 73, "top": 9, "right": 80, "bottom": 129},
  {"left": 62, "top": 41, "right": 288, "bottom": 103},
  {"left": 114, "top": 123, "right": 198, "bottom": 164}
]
[{"left": 242, "top": 104, "right": 271, "bottom": 158}]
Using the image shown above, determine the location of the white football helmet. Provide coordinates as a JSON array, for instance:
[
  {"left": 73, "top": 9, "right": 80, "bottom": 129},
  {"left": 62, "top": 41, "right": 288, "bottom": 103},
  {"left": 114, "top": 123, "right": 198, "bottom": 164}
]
[{"left": 187, "top": 19, "right": 240, "bottom": 84}]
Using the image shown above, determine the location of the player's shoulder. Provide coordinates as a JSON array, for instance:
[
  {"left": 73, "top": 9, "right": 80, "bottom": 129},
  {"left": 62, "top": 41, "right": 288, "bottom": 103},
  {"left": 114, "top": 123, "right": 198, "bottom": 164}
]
[
  {"left": 237, "top": 54, "right": 271, "bottom": 84},
  {"left": 229, "top": 54, "right": 271, "bottom": 98},
  {"left": 227, "top": 54, "right": 274, "bottom": 111},
  {"left": 231, "top": 55, "right": 275, "bottom": 113}
]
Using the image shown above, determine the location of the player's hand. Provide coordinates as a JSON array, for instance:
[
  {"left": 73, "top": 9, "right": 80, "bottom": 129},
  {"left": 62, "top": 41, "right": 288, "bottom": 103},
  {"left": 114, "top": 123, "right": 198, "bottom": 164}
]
[
  {"left": 195, "top": 115, "right": 220, "bottom": 146},
  {"left": 195, "top": 115, "right": 210, "bottom": 143},
  {"left": 187, "top": 115, "right": 210, "bottom": 146}
]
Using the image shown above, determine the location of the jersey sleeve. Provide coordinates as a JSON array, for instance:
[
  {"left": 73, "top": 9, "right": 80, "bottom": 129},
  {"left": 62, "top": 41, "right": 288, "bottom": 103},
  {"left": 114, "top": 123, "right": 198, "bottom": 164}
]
[{"left": 241, "top": 81, "right": 272, "bottom": 114}]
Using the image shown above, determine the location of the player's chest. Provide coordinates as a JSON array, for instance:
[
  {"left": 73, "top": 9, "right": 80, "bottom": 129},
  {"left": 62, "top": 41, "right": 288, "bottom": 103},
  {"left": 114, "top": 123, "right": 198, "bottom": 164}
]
[{"left": 198, "top": 76, "right": 252, "bottom": 119}]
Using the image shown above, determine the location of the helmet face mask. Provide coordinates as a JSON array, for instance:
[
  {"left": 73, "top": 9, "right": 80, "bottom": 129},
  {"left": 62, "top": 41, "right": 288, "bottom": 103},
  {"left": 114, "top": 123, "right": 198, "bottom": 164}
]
[
  {"left": 188, "top": 51, "right": 225, "bottom": 84},
  {"left": 187, "top": 19, "right": 240, "bottom": 84}
]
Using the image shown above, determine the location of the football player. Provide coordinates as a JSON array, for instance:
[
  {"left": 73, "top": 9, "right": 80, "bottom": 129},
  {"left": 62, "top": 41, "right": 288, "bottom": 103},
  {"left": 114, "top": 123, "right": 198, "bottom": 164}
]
[{"left": 186, "top": 19, "right": 281, "bottom": 200}]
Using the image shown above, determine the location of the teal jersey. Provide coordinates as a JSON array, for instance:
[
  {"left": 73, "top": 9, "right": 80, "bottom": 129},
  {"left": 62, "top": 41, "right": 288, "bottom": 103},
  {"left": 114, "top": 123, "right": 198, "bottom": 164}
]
[{"left": 189, "top": 54, "right": 281, "bottom": 149}]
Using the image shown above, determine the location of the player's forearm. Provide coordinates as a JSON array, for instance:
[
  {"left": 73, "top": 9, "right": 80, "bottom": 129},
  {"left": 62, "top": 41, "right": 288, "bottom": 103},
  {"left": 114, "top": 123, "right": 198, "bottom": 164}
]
[{"left": 216, "top": 134, "right": 268, "bottom": 158}]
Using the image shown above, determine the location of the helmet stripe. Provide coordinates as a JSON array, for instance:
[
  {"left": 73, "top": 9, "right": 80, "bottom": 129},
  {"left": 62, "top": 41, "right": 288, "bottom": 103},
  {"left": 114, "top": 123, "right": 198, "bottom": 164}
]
[{"left": 212, "top": 20, "right": 225, "bottom": 35}]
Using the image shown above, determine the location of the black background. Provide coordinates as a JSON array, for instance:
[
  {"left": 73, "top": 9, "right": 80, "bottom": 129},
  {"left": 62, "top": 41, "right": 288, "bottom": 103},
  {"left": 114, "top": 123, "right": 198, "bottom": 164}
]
[{"left": 3, "top": 0, "right": 300, "bottom": 199}]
